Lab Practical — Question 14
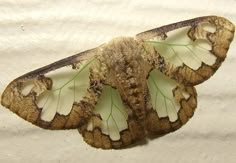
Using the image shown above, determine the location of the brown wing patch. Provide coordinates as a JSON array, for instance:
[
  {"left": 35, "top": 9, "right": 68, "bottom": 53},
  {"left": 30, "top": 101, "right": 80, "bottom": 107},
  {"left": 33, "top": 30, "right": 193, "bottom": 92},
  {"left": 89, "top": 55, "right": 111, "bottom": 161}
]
[{"left": 79, "top": 115, "right": 144, "bottom": 149}]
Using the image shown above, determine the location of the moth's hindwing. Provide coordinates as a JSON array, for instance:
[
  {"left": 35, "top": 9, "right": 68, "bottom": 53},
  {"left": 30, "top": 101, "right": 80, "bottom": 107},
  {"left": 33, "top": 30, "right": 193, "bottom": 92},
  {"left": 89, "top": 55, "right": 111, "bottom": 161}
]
[
  {"left": 79, "top": 86, "right": 145, "bottom": 149},
  {"left": 146, "top": 69, "right": 197, "bottom": 135}
]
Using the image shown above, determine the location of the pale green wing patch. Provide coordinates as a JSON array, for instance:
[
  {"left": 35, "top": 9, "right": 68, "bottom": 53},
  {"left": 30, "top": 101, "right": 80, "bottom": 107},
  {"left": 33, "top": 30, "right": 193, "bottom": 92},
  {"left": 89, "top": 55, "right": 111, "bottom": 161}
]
[
  {"left": 146, "top": 27, "right": 217, "bottom": 71},
  {"left": 146, "top": 68, "right": 197, "bottom": 135},
  {"left": 86, "top": 86, "right": 128, "bottom": 141},
  {"left": 147, "top": 69, "right": 189, "bottom": 122},
  {"left": 36, "top": 59, "right": 95, "bottom": 122},
  {"left": 35, "top": 59, "right": 93, "bottom": 121}
]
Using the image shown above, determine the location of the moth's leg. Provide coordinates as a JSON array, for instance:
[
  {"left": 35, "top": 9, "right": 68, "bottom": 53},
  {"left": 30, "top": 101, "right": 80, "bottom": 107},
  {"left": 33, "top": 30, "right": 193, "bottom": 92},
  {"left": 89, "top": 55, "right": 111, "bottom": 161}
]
[
  {"left": 139, "top": 16, "right": 235, "bottom": 85},
  {"left": 145, "top": 69, "right": 197, "bottom": 136},
  {"left": 78, "top": 85, "right": 146, "bottom": 149}
]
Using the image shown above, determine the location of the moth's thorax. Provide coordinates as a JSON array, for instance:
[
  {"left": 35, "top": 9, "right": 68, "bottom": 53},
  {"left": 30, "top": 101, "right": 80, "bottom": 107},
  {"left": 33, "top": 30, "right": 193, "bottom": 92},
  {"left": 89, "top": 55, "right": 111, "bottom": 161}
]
[{"left": 99, "top": 37, "right": 151, "bottom": 120}]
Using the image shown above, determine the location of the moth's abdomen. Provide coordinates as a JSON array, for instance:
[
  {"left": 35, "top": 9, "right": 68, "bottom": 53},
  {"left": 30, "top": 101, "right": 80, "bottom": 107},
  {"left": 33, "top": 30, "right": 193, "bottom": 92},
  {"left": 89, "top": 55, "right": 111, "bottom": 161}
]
[{"left": 100, "top": 37, "right": 152, "bottom": 120}]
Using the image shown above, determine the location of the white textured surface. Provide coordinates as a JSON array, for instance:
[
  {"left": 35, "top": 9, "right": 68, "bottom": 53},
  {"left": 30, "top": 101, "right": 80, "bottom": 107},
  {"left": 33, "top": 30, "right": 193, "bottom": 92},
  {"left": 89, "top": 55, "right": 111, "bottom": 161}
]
[{"left": 0, "top": 0, "right": 235, "bottom": 162}]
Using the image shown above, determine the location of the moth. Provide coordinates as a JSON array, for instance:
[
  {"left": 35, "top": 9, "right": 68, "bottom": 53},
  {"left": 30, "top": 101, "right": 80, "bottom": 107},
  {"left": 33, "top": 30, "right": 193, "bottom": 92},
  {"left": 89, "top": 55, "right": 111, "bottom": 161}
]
[{"left": 1, "top": 16, "right": 235, "bottom": 149}]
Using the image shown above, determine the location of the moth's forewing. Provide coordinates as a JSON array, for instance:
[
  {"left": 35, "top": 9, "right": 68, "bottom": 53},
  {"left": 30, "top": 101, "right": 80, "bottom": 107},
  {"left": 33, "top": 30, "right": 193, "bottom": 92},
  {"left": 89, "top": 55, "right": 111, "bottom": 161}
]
[
  {"left": 1, "top": 50, "right": 98, "bottom": 129},
  {"left": 139, "top": 16, "right": 235, "bottom": 86}
]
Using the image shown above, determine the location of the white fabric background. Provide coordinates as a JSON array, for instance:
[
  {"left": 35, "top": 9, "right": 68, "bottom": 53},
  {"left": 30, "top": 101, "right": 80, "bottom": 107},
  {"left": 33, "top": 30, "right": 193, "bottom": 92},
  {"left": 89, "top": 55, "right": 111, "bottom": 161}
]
[{"left": 0, "top": 0, "right": 235, "bottom": 162}]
